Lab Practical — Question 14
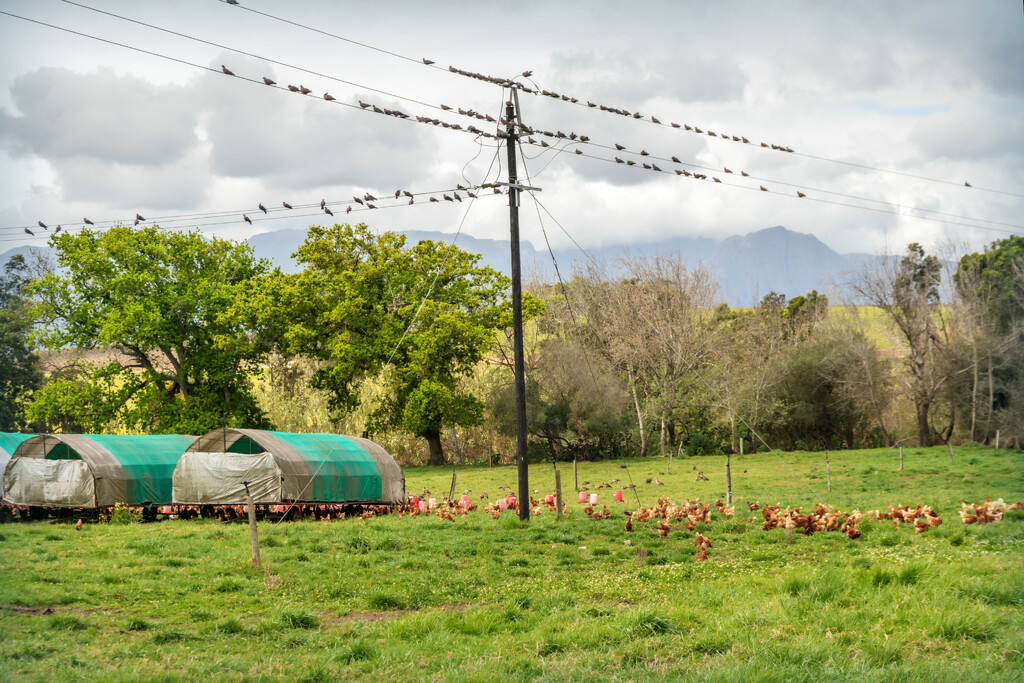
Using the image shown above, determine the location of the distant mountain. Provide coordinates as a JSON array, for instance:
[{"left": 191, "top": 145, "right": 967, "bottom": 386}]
[
  {"left": 706, "top": 226, "right": 860, "bottom": 305},
  {"left": 1, "top": 226, "right": 875, "bottom": 306}
]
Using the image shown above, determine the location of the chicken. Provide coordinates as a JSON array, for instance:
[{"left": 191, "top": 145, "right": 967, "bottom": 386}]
[
  {"left": 656, "top": 519, "right": 671, "bottom": 537},
  {"left": 625, "top": 517, "right": 633, "bottom": 532},
  {"left": 75, "top": 519, "right": 83, "bottom": 531}
]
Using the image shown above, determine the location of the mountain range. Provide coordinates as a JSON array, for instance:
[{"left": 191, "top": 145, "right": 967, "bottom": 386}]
[{"left": 2, "top": 226, "right": 876, "bottom": 306}]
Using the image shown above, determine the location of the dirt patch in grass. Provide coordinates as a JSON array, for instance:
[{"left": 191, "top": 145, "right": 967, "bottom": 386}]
[
  {"left": 322, "top": 604, "right": 469, "bottom": 625},
  {"left": 4, "top": 604, "right": 55, "bottom": 615}
]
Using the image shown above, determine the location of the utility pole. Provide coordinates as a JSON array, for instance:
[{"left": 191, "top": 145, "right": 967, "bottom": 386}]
[{"left": 505, "top": 98, "right": 530, "bottom": 521}]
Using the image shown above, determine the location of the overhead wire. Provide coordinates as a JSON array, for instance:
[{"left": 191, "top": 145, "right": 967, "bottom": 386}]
[
  {"left": 210, "top": 1, "right": 1023, "bottom": 199},
  {"left": 3, "top": 10, "right": 1016, "bottom": 245}
]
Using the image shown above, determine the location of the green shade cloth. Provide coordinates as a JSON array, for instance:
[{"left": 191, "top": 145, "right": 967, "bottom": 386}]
[
  {"left": 0, "top": 432, "right": 34, "bottom": 457},
  {"left": 182, "top": 429, "right": 404, "bottom": 504},
  {"left": 5, "top": 434, "right": 195, "bottom": 507}
]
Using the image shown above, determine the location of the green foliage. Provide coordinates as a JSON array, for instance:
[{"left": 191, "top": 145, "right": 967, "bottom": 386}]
[
  {"left": 0, "top": 254, "right": 43, "bottom": 430},
  {"left": 27, "top": 226, "right": 273, "bottom": 434},
  {"left": 259, "top": 223, "right": 539, "bottom": 463}
]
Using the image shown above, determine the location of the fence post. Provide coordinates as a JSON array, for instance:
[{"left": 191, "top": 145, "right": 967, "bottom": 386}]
[
  {"left": 825, "top": 452, "right": 831, "bottom": 494},
  {"left": 573, "top": 458, "right": 578, "bottom": 491},
  {"left": 948, "top": 442, "right": 955, "bottom": 464},
  {"left": 243, "top": 482, "right": 260, "bottom": 568},
  {"left": 725, "top": 454, "right": 732, "bottom": 506},
  {"left": 555, "top": 470, "right": 563, "bottom": 519},
  {"left": 899, "top": 445, "right": 904, "bottom": 471},
  {"left": 995, "top": 430, "right": 1000, "bottom": 449},
  {"left": 739, "top": 437, "right": 744, "bottom": 456},
  {"left": 449, "top": 471, "right": 457, "bottom": 500}
]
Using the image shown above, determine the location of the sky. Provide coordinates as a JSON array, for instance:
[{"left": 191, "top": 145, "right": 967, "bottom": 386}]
[{"left": 0, "top": 0, "right": 1022, "bottom": 259}]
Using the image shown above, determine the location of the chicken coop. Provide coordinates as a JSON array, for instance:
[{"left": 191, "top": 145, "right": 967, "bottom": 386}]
[
  {"left": 172, "top": 429, "right": 405, "bottom": 505},
  {"left": 2, "top": 434, "right": 196, "bottom": 508}
]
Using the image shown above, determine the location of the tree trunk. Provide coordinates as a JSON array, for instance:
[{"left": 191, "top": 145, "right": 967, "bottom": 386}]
[
  {"left": 627, "top": 364, "right": 647, "bottom": 457},
  {"left": 916, "top": 399, "right": 932, "bottom": 447},
  {"left": 425, "top": 430, "right": 446, "bottom": 466},
  {"left": 730, "top": 413, "right": 739, "bottom": 453},
  {"left": 449, "top": 427, "right": 465, "bottom": 465},
  {"left": 970, "top": 336, "right": 978, "bottom": 442},
  {"left": 660, "top": 417, "right": 667, "bottom": 456}
]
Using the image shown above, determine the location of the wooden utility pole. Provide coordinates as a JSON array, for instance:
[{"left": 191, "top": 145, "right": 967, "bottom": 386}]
[{"left": 505, "top": 97, "right": 531, "bottom": 521}]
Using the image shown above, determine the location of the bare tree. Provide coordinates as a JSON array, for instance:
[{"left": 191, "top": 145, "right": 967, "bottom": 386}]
[{"left": 853, "top": 244, "right": 961, "bottom": 446}]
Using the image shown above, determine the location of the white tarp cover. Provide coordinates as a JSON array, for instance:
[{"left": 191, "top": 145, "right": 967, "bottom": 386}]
[
  {"left": 172, "top": 452, "right": 282, "bottom": 504},
  {"left": 3, "top": 458, "right": 95, "bottom": 507}
]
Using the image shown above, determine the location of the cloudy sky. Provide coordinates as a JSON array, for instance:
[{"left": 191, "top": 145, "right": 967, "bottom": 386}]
[{"left": 0, "top": 0, "right": 1021, "bottom": 259}]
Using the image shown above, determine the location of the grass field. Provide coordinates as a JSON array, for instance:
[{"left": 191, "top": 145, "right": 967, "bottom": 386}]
[{"left": 1, "top": 446, "right": 1022, "bottom": 681}]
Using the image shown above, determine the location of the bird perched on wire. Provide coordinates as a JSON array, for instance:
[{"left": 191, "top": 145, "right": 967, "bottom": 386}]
[
  {"left": 136, "top": 213, "right": 145, "bottom": 221},
  {"left": 243, "top": 214, "right": 252, "bottom": 225},
  {"left": 83, "top": 217, "right": 94, "bottom": 225},
  {"left": 323, "top": 93, "right": 335, "bottom": 101},
  {"left": 24, "top": 227, "right": 34, "bottom": 236},
  {"left": 299, "top": 86, "right": 312, "bottom": 95},
  {"left": 221, "top": 65, "right": 235, "bottom": 76},
  {"left": 324, "top": 207, "right": 334, "bottom": 216},
  {"left": 258, "top": 203, "right": 267, "bottom": 214},
  {"left": 55, "top": 225, "right": 62, "bottom": 233},
  {"left": 288, "top": 85, "right": 300, "bottom": 92},
  {"left": 262, "top": 77, "right": 275, "bottom": 85},
  {"left": 282, "top": 202, "right": 293, "bottom": 209},
  {"left": 522, "top": 70, "right": 533, "bottom": 77},
  {"left": 423, "top": 58, "right": 435, "bottom": 65}
]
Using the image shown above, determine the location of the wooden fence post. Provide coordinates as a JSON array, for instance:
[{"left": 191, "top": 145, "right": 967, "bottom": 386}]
[
  {"left": 573, "top": 458, "right": 578, "bottom": 492},
  {"left": 554, "top": 470, "right": 563, "bottom": 519},
  {"left": 948, "top": 443, "right": 955, "bottom": 464},
  {"left": 899, "top": 445, "right": 904, "bottom": 471},
  {"left": 739, "top": 437, "right": 744, "bottom": 456},
  {"left": 825, "top": 452, "right": 831, "bottom": 494},
  {"left": 243, "top": 483, "right": 260, "bottom": 568},
  {"left": 449, "top": 471, "right": 457, "bottom": 500},
  {"left": 995, "top": 430, "right": 1000, "bottom": 449},
  {"left": 725, "top": 454, "right": 732, "bottom": 506}
]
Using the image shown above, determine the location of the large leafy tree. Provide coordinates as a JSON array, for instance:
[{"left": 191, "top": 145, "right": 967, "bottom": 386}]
[
  {"left": 256, "top": 223, "right": 532, "bottom": 465},
  {"left": 0, "top": 254, "right": 43, "bottom": 431},
  {"left": 28, "top": 226, "right": 272, "bottom": 434}
]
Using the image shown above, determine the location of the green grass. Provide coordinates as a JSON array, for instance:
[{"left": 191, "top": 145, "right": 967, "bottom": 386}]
[{"left": 0, "top": 445, "right": 1021, "bottom": 681}]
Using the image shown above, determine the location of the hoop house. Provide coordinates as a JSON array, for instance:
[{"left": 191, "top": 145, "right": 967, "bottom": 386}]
[
  {"left": 173, "top": 429, "right": 405, "bottom": 505},
  {"left": 3, "top": 434, "right": 195, "bottom": 508}
]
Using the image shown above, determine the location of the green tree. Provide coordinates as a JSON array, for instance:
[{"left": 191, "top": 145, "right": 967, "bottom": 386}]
[
  {"left": 259, "top": 223, "right": 535, "bottom": 465},
  {"left": 0, "top": 254, "right": 42, "bottom": 431},
  {"left": 28, "top": 226, "right": 272, "bottom": 434}
]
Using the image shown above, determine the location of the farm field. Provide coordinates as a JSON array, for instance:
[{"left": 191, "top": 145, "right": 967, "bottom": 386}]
[{"left": 1, "top": 446, "right": 1023, "bottom": 682}]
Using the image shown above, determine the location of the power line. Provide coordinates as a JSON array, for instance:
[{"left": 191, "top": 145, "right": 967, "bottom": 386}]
[
  {"left": 57, "top": 0, "right": 449, "bottom": 116},
  {"left": 212, "top": 1, "right": 1022, "bottom": 199},
  {"left": 0, "top": 187, "right": 503, "bottom": 245}
]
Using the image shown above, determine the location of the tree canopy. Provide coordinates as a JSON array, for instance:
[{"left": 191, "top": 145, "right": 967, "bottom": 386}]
[
  {"left": 0, "top": 254, "right": 42, "bottom": 431},
  {"left": 254, "top": 223, "right": 539, "bottom": 465},
  {"left": 28, "top": 226, "right": 272, "bottom": 434}
]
